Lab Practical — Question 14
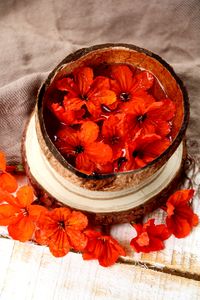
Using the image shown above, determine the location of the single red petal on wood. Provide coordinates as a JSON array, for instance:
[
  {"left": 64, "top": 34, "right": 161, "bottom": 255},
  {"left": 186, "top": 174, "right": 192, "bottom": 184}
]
[
  {"left": 8, "top": 215, "right": 35, "bottom": 242},
  {"left": 16, "top": 185, "right": 34, "bottom": 207},
  {"left": 0, "top": 173, "right": 18, "bottom": 193},
  {"left": 0, "top": 152, "right": 6, "bottom": 171}
]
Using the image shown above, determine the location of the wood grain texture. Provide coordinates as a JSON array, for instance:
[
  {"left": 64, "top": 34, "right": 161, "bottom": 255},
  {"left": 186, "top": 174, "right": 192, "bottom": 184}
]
[{"left": 0, "top": 239, "right": 200, "bottom": 300}]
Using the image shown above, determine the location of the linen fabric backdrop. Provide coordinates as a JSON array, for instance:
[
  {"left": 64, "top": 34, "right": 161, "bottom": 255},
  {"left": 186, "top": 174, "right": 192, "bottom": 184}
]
[{"left": 0, "top": 0, "right": 199, "bottom": 166}]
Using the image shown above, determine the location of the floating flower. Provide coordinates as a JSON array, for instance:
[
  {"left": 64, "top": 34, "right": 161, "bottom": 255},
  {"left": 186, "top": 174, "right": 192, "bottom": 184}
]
[
  {"left": 0, "top": 185, "right": 46, "bottom": 242},
  {"left": 110, "top": 65, "right": 155, "bottom": 112},
  {"left": 124, "top": 134, "right": 170, "bottom": 170},
  {"left": 130, "top": 219, "right": 170, "bottom": 253},
  {"left": 82, "top": 229, "right": 126, "bottom": 267},
  {"left": 102, "top": 114, "right": 126, "bottom": 160},
  {"left": 0, "top": 151, "right": 18, "bottom": 193},
  {"left": 51, "top": 103, "right": 85, "bottom": 125},
  {"left": 36, "top": 207, "right": 88, "bottom": 257},
  {"left": 56, "top": 121, "right": 113, "bottom": 174},
  {"left": 165, "top": 189, "right": 199, "bottom": 238},
  {"left": 57, "top": 67, "right": 117, "bottom": 117},
  {"left": 125, "top": 98, "right": 176, "bottom": 137}
]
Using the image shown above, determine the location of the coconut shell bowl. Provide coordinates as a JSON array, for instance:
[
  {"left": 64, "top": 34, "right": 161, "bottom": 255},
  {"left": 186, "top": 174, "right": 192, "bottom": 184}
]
[{"left": 22, "top": 43, "right": 189, "bottom": 225}]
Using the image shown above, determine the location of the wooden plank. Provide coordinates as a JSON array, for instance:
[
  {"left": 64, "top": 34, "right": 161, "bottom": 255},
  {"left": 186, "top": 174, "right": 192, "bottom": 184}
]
[{"left": 0, "top": 239, "right": 199, "bottom": 300}]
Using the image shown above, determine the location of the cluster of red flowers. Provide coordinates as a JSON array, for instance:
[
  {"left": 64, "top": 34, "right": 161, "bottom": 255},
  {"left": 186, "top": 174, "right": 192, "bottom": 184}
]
[
  {"left": 49, "top": 65, "right": 176, "bottom": 175},
  {"left": 0, "top": 151, "right": 198, "bottom": 266}
]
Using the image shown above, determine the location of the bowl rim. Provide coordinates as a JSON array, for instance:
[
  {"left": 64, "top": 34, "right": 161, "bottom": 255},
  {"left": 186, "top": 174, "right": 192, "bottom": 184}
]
[{"left": 37, "top": 43, "right": 189, "bottom": 180}]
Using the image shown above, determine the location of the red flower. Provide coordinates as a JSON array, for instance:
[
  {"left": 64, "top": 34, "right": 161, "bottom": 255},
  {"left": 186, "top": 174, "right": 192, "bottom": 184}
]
[
  {"left": 165, "top": 189, "right": 199, "bottom": 238},
  {"left": 51, "top": 103, "right": 85, "bottom": 125},
  {"left": 82, "top": 230, "right": 126, "bottom": 267},
  {"left": 56, "top": 121, "right": 113, "bottom": 174},
  {"left": 57, "top": 67, "right": 117, "bottom": 117},
  {"left": 36, "top": 207, "right": 88, "bottom": 257},
  {"left": 124, "top": 134, "right": 170, "bottom": 170},
  {"left": 125, "top": 98, "right": 175, "bottom": 137},
  {"left": 110, "top": 65, "right": 155, "bottom": 112},
  {"left": 130, "top": 219, "right": 170, "bottom": 253},
  {"left": 0, "top": 185, "right": 46, "bottom": 242},
  {"left": 102, "top": 114, "right": 126, "bottom": 160},
  {"left": 0, "top": 151, "right": 18, "bottom": 193}
]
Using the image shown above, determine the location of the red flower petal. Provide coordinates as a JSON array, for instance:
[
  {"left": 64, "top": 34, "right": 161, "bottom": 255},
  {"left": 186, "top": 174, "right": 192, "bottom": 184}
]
[
  {"left": 16, "top": 185, "right": 34, "bottom": 208},
  {"left": 66, "top": 211, "right": 88, "bottom": 230},
  {"left": 167, "top": 189, "right": 194, "bottom": 207},
  {"left": 63, "top": 96, "right": 84, "bottom": 111},
  {"left": 111, "top": 65, "right": 134, "bottom": 91},
  {"left": 133, "top": 71, "right": 154, "bottom": 91},
  {"left": 74, "top": 67, "right": 94, "bottom": 95},
  {"left": 146, "top": 99, "right": 176, "bottom": 121},
  {"left": 0, "top": 152, "right": 6, "bottom": 171},
  {"left": 85, "top": 142, "right": 113, "bottom": 164},
  {"left": 166, "top": 216, "right": 191, "bottom": 238},
  {"left": 28, "top": 205, "right": 47, "bottom": 222},
  {"left": 35, "top": 229, "right": 49, "bottom": 245},
  {"left": 76, "top": 153, "right": 95, "bottom": 174},
  {"left": 8, "top": 215, "right": 35, "bottom": 242},
  {"left": 48, "top": 229, "right": 70, "bottom": 257},
  {"left": 89, "top": 89, "right": 117, "bottom": 106},
  {"left": 56, "top": 77, "right": 78, "bottom": 93},
  {"left": 0, "top": 172, "right": 18, "bottom": 193},
  {"left": 0, "top": 204, "right": 19, "bottom": 225},
  {"left": 0, "top": 188, "right": 16, "bottom": 204},
  {"left": 66, "top": 228, "right": 88, "bottom": 251},
  {"left": 79, "top": 121, "right": 99, "bottom": 144}
]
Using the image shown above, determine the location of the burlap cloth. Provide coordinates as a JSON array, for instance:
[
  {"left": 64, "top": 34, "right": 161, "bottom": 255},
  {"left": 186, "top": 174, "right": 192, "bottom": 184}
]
[{"left": 0, "top": 0, "right": 199, "bottom": 167}]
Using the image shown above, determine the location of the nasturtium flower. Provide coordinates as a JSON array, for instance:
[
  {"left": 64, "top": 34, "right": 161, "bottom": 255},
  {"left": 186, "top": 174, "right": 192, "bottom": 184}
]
[
  {"left": 110, "top": 65, "right": 155, "bottom": 112},
  {"left": 102, "top": 114, "right": 126, "bottom": 160},
  {"left": 125, "top": 98, "right": 175, "bottom": 137},
  {"left": 57, "top": 67, "right": 117, "bottom": 117},
  {"left": 36, "top": 207, "right": 88, "bottom": 257},
  {"left": 130, "top": 219, "right": 170, "bottom": 253},
  {"left": 51, "top": 103, "right": 85, "bottom": 125},
  {"left": 0, "top": 185, "right": 46, "bottom": 242},
  {"left": 82, "top": 229, "right": 126, "bottom": 267},
  {"left": 56, "top": 121, "right": 113, "bottom": 174},
  {"left": 165, "top": 189, "right": 199, "bottom": 238},
  {"left": 124, "top": 133, "right": 170, "bottom": 170}
]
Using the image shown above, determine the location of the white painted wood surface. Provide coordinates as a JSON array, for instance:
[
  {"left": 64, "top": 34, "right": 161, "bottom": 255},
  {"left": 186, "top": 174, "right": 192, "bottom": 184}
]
[{"left": 0, "top": 238, "right": 200, "bottom": 300}]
